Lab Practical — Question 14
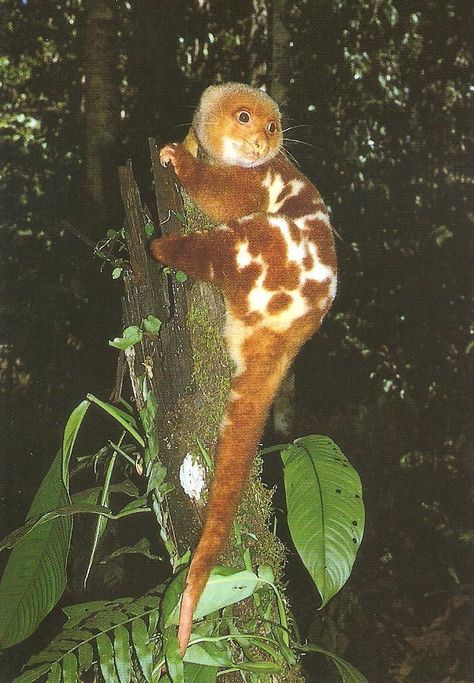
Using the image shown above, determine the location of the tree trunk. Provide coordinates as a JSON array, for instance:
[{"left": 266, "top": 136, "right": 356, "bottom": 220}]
[
  {"left": 269, "top": 0, "right": 292, "bottom": 105},
  {"left": 268, "top": 0, "right": 297, "bottom": 442},
  {"left": 84, "top": 0, "right": 121, "bottom": 235},
  {"left": 117, "top": 140, "right": 303, "bottom": 681}
]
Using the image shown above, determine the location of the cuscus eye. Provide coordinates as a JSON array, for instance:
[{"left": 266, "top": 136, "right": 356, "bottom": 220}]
[
  {"left": 267, "top": 121, "right": 277, "bottom": 133},
  {"left": 237, "top": 111, "right": 251, "bottom": 123}
]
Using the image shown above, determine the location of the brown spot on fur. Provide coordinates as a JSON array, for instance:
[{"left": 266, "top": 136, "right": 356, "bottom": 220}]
[
  {"left": 264, "top": 262, "right": 301, "bottom": 290},
  {"left": 279, "top": 185, "right": 315, "bottom": 218},
  {"left": 275, "top": 183, "right": 294, "bottom": 205},
  {"left": 288, "top": 221, "right": 303, "bottom": 243},
  {"left": 303, "top": 253, "right": 314, "bottom": 271},
  {"left": 302, "top": 278, "right": 332, "bottom": 304},
  {"left": 243, "top": 311, "right": 263, "bottom": 325},
  {"left": 267, "top": 291, "right": 292, "bottom": 314}
]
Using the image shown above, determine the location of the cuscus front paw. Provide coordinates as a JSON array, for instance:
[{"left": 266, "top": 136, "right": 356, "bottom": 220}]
[
  {"left": 159, "top": 143, "right": 178, "bottom": 168},
  {"left": 159, "top": 143, "right": 193, "bottom": 179}
]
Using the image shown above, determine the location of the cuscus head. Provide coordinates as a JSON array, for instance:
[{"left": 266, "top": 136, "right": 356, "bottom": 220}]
[{"left": 193, "top": 82, "right": 283, "bottom": 168}]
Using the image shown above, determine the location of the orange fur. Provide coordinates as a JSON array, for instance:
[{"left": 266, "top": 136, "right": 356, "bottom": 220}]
[{"left": 150, "top": 83, "right": 337, "bottom": 654}]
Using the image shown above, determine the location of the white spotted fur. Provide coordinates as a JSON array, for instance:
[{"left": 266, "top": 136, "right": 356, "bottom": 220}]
[
  {"left": 263, "top": 171, "right": 305, "bottom": 214},
  {"left": 227, "top": 175, "right": 336, "bottom": 376}
]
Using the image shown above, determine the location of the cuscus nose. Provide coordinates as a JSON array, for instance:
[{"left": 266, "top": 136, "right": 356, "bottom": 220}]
[{"left": 250, "top": 135, "right": 268, "bottom": 156}]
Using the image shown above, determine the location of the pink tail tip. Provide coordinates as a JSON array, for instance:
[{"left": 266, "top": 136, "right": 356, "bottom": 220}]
[{"left": 177, "top": 589, "right": 195, "bottom": 655}]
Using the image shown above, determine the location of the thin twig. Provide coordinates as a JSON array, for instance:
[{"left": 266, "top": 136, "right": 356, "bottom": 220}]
[{"left": 60, "top": 220, "right": 123, "bottom": 267}]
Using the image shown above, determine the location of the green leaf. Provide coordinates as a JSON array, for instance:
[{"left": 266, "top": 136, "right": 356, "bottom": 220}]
[
  {"left": 238, "top": 661, "right": 283, "bottom": 674},
  {"left": 282, "top": 435, "right": 365, "bottom": 608},
  {"left": 257, "top": 564, "right": 274, "bottom": 584},
  {"left": 116, "top": 495, "right": 149, "bottom": 515},
  {"left": 107, "top": 538, "right": 160, "bottom": 562},
  {"left": 131, "top": 617, "right": 153, "bottom": 683},
  {"left": 175, "top": 270, "right": 188, "bottom": 283},
  {"left": 71, "top": 481, "right": 139, "bottom": 507},
  {"left": 143, "top": 314, "right": 162, "bottom": 336},
  {"left": 254, "top": 574, "right": 289, "bottom": 647},
  {"left": 78, "top": 642, "right": 94, "bottom": 671},
  {"left": 83, "top": 446, "right": 120, "bottom": 588},
  {"left": 144, "top": 221, "right": 155, "bottom": 237},
  {"left": 195, "top": 567, "right": 260, "bottom": 620},
  {"left": 184, "top": 640, "right": 231, "bottom": 667},
  {"left": 112, "top": 266, "right": 123, "bottom": 279},
  {"left": 147, "top": 461, "right": 167, "bottom": 494},
  {"left": 61, "top": 652, "right": 78, "bottom": 683},
  {"left": 0, "top": 451, "right": 72, "bottom": 648},
  {"left": 62, "top": 399, "right": 90, "bottom": 486},
  {"left": 148, "top": 603, "right": 159, "bottom": 635},
  {"left": 0, "top": 502, "right": 111, "bottom": 554},
  {"left": 13, "top": 663, "right": 52, "bottom": 683},
  {"left": 164, "top": 631, "right": 184, "bottom": 683},
  {"left": 87, "top": 394, "right": 145, "bottom": 446},
  {"left": 298, "top": 643, "right": 368, "bottom": 683},
  {"left": 163, "top": 568, "right": 261, "bottom": 628},
  {"left": 183, "top": 662, "right": 218, "bottom": 683},
  {"left": 88, "top": 609, "right": 129, "bottom": 632},
  {"left": 114, "top": 625, "right": 132, "bottom": 683},
  {"left": 96, "top": 632, "right": 116, "bottom": 682},
  {"left": 45, "top": 663, "right": 61, "bottom": 683},
  {"left": 109, "top": 325, "right": 143, "bottom": 350}
]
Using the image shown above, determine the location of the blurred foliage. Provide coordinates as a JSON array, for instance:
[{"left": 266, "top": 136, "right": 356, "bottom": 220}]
[{"left": 0, "top": 0, "right": 472, "bottom": 680}]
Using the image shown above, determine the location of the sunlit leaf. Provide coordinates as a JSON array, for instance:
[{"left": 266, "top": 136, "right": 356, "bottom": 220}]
[
  {"left": 143, "top": 314, "right": 161, "bottom": 335},
  {"left": 163, "top": 568, "right": 261, "bottom": 628},
  {"left": 109, "top": 325, "right": 143, "bottom": 350},
  {"left": 183, "top": 662, "right": 218, "bottom": 683},
  {"left": 282, "top": 435, "right": 364, "bottom": 607}
]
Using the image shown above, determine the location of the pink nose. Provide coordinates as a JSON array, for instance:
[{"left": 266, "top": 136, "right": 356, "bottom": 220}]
[{"left": 252, "top": 137, "right": 266, "bottom": 153}]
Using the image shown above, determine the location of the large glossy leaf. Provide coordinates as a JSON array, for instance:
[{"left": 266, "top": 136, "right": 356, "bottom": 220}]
[
  {"left": 184, "top": 640, "right": 232, "bottom": 667},
  {"left": 183, "top": 663, "right": 218, "bottom": 683},
  {"left": 0, "top": 451, "right": 72, "bottom": 648},
  {"left": 282, "top": 435, "right": 365, "bottom": 607},
  {"left": 163, "top": 568, "right": 261, "bottom": 628}
]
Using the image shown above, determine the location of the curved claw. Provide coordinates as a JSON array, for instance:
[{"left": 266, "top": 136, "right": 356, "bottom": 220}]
[{"left": 159, "top": 143, "right": 178, "bottom": 168}]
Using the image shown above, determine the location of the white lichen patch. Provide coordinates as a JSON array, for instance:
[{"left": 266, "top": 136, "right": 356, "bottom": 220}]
[{"left": 180, "top": 452, "right": 206, "bottom": 500}]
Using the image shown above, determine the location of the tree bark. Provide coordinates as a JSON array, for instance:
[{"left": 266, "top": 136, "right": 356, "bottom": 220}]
[
  {"left": 268, "top": 0, "right": 297, "bottom": 441},
  {"left": 84, "top": 0, "right": 121, "bottom": 235},
  {"left": 269, "top": 0, "right": 292, "bottom": 105}
]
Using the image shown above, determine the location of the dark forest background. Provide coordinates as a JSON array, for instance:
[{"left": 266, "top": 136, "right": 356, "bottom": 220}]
[{"left": 0, "top": 0, "right": 472, "bottom": 681}]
